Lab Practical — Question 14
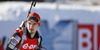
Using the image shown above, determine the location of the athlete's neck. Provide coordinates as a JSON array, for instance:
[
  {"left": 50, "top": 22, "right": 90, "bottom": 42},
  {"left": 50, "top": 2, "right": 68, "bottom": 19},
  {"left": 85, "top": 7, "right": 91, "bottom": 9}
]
[{"left": 30, "top": 32, "right": 36, "bottom": 38}]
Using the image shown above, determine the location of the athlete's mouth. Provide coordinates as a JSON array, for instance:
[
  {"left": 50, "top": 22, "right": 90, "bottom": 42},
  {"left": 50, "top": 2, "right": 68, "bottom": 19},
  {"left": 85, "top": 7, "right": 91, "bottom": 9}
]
[{"left": 30, "top": 29, "right": 33, "bottom": 32}]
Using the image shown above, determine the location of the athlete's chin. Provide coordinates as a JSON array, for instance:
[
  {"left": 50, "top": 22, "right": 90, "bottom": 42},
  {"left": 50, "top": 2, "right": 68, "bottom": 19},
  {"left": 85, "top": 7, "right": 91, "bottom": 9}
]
[{"left": 29, "top": 31, "right": 34, "bottom": 34}]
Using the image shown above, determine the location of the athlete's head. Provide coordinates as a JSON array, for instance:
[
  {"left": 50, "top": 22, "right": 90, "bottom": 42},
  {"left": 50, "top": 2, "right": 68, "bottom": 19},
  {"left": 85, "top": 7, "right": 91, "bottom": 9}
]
[{"left": 26, "top": 12, "right": 40, "bottom": 34}]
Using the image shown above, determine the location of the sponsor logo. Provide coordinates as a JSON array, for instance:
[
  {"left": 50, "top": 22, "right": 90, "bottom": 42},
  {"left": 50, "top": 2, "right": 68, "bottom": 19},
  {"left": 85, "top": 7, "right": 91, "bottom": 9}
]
[
  {"left": 78, "top": 24, "right": 100, "bottom": 50},
  {"left": 8, "top": 44, "right": 15, "bottom": 49},
  {"left": 22, "top": 43, "right": 37, "bottom": 49},
  {"left": 78, "top": 25, "right": 94, "bottom": 50}
]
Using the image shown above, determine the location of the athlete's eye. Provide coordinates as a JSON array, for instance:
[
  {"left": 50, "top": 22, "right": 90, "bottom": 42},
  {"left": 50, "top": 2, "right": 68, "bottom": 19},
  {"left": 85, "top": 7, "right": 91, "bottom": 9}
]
[
  {"left": 28, "top": 22, "right": 31, "bottom": 25},
  {"left": 33, "top": 23, "right": 37, "bottom": 25}
]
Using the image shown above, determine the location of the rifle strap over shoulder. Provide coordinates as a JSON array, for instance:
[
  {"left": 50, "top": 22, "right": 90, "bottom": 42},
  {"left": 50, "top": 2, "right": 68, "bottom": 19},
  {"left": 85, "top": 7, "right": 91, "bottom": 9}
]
[{"left": 18, "top": 27, "right": 27, "bottom": 49}]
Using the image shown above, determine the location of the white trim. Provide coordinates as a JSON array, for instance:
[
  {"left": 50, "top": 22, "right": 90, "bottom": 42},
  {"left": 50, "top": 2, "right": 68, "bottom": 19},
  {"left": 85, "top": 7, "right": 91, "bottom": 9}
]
[{"left": 94, "top": 24, "right": 97, "bottom": 50}]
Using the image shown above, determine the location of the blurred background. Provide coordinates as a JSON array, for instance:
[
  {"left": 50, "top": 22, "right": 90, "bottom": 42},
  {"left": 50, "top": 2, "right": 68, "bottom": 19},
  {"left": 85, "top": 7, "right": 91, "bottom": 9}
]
[{"left": 0, "top": 0, "right": 100, "bottom": 50}]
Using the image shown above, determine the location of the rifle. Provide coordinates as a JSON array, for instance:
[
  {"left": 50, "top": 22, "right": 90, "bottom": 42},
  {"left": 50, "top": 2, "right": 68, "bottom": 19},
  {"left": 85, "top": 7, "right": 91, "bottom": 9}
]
[
  {"left": 19, "top": 1, "right": 36, "bottom": 28},
  {"left": 18, "top": 1, "right": 36, "bottom": 49}
]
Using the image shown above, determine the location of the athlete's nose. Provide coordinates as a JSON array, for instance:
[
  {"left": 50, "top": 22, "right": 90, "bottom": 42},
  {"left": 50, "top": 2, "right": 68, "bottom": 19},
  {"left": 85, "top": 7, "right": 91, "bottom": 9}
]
[{"left": 30, "top": 24, "right": 33, "bottom": 29}]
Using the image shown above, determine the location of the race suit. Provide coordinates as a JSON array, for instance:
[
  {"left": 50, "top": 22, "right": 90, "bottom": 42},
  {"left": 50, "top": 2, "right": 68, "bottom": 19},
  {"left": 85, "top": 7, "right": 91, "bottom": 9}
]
[{"left": 6, "top": 28, "right": 42, "bottom": 50}]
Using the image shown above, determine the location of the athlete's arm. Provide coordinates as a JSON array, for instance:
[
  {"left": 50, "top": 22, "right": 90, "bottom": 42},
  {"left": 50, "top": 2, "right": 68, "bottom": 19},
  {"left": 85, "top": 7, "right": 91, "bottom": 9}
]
[{"left": 6, "top": 32, "right": 21, "bottom": 50}]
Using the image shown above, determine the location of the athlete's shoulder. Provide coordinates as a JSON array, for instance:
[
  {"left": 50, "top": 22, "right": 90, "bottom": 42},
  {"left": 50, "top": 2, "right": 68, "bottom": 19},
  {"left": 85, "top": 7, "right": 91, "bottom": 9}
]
[
  {"left": 6, "top": 30, "right": 22, "bottom": 50},
  {"left": 14, "top": 29, "right": 23, "bottom": 35},
  {"left": 14, "top": 29, "right": 23, "bottom": 34},
  {"left": 9, "top": 29, "right": 22, "bottom": 38}
]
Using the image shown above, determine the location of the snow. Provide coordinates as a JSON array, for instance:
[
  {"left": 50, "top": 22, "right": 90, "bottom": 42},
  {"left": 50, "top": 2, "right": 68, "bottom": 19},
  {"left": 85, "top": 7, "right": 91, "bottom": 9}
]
[{"left": 0, "top": 2, "right": 100, "bottom": 23}]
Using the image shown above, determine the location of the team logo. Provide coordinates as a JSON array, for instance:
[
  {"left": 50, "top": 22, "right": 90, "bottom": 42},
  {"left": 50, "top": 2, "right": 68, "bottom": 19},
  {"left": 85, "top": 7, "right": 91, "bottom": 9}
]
[{"left": 22, "top": 43, "right": 37, "bottom": 49}]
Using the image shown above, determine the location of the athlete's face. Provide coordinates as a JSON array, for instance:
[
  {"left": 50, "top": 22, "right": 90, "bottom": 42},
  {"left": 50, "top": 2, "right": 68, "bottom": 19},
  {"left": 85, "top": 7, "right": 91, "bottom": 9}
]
[{"left": 27, "top": 20, "right": 38, "bottom": 34}]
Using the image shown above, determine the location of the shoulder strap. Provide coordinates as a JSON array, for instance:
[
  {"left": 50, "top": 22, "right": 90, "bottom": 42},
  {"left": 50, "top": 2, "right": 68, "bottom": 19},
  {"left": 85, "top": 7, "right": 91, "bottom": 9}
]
[
  {"left": 35, "top": 33, "right": 42, "bottom": 50},
  {"left": 18, "top": 27, "right": 27, "bottom": 49},
  {"left": 38, "top": 34, "right": 42, "bottom": 47}
]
